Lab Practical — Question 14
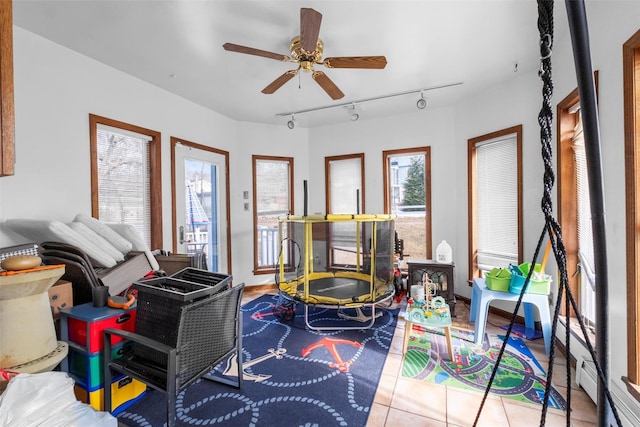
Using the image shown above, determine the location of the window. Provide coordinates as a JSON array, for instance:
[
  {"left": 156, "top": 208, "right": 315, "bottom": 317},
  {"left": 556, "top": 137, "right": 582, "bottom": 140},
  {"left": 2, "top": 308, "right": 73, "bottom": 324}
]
[
  {"left": 383, "top": 147, "right": 432, "bottom": 259},
  {"left": 573, "top": 108, "right": 596, "bottom": 331},
  {"left": 623, "top": 29, "right": 640, "bottom": 398},
  {"left": 325, "top": 153, "right": 365, "bottom": 267},
  {"left": 252, "top": 155, "right": 293, "bottom": 274},
  {"left": 89, "top": 114, "right": 162, "bottom": 249},
  {"left": 325, "top": 153, "right": 364, "bottom": 214},
  {"left": 468, "top": 126, "right": 522, "bottom": 279},
  {"left": 557, "top": 72, "right": 600, "bottom": 342}
]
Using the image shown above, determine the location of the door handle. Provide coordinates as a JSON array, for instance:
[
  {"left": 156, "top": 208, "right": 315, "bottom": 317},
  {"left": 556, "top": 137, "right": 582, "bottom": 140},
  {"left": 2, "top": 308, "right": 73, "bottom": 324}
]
[{"left": 179, "top": 225, "right": 185, "bottom": 244}]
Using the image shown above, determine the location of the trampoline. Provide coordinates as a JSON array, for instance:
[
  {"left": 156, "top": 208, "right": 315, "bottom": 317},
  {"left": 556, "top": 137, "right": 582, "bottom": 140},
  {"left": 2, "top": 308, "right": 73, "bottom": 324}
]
[{"left": 277, "top": 214, "right": 396, "bottom": 330}]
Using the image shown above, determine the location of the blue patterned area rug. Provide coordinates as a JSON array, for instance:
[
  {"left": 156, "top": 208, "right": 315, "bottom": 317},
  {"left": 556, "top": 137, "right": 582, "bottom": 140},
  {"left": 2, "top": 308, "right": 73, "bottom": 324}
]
[{"left": 118, "top": 294, "right": 399, "bottom": 426}]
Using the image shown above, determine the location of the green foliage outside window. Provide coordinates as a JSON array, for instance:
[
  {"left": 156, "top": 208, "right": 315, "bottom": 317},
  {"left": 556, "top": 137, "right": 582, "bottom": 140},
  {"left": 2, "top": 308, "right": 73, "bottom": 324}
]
[{"left": 402, "top": 156, "right": 425, "bottom": 206}]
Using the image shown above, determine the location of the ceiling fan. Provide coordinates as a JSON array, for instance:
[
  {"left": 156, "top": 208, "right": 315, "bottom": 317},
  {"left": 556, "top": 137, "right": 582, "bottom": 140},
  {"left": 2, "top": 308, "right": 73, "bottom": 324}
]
[{"left": 223, "top": 7, "right": 387, "bottom": 100}]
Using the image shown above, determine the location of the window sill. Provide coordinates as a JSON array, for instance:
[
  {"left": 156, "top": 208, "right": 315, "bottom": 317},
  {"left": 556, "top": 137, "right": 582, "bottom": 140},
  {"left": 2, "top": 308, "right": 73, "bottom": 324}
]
[
  {"left": 622, "top": 376, "right": 640, "bottom": 404},
  {"left": 558, "top": 316, "right": 596, "bottom": 349},
  {"left": 253, "top": 267, "right": 277, "bottom": 276}
]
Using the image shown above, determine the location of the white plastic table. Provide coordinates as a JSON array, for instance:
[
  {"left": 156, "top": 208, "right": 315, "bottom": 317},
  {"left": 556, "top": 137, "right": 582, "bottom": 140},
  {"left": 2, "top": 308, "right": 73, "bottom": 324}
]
[{"left": 469, "top": 278, "right": 552, "bottom": 355}]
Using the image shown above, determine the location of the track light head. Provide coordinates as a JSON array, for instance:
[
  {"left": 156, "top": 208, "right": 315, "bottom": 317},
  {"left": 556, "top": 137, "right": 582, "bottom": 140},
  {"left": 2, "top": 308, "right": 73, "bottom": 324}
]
[
  {"left": 287, "top": 115, "right": 296, "bottom": 129},
  {"left": 417, "top": 92, "right": 427, "bottom": 109},
  {"left": 345, "top": 103, "right": 360, "bottom": 121}
]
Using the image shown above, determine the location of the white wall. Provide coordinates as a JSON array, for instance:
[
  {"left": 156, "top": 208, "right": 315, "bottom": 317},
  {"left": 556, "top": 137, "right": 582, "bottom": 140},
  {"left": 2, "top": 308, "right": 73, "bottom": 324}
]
[
  {"left": 309, "top": 106, "right": 457, "bottom": 234},
  {"left": 452, "top": 0, "right": 640, "bottom": 421},
  {"left": 3, "top": 1, "right": 640, "bottom": 418},
  {"left": 231, "top": 122, "right": 309, "bottom": 286},
  {"left": 1, "top": 26, "right": 232, "bottom": 234},
  {"left": 0, "top": 27, "right": 309, "bottom": 288},
  {"left": 307, "top": 2, "right": 640, "bottom": 420},
  {"left": 455, "top": 69, "right": 546, "bottom": 299},
  {"left": 549, "top": 2, "right": 640, "bottom": 419}
]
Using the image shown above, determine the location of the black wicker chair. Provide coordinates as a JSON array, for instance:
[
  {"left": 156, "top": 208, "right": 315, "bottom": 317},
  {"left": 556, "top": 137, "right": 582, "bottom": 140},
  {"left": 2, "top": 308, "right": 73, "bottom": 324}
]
[{"left": 103, "top": 282, "right": 244, "bottom": 426}]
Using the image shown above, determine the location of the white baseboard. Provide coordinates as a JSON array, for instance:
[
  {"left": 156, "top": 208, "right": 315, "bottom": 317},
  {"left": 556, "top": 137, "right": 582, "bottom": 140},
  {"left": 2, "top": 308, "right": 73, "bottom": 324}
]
[{"left": 576, "top": 356, "right": 640, "bottom": 426}]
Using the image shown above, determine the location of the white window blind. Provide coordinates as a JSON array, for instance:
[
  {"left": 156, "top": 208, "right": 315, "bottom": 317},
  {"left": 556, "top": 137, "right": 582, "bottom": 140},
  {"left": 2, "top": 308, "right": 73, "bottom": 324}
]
[
  {"left": 573, "top": 109, "right": 596, "bottom": 328},
  {"left": 329, "top": 157, "right": 362, "bottom": 214},
  {"left": 476, "top": 135, "right": 519, "bottom": 270},
  {"left": 96, "top": 124, "right": 152, "bottom": 246}
]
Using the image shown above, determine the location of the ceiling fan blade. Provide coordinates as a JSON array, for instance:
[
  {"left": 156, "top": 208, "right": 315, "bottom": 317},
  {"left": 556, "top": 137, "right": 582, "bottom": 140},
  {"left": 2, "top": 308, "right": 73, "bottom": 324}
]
[
  {"left": 300, "top": 8, "right": 322, "bottom": 53},
  {"left": 322, "top": 56, "right": 388, "bottom": 69},
  {"left": 262, "top": 70, "right": 298, "bottom": 94},
  {"left": 312, "top": 71, "right": 344, "bottom": 100},
  {"left": 223, "top": 43, "right": 289, "bottom": 61}
]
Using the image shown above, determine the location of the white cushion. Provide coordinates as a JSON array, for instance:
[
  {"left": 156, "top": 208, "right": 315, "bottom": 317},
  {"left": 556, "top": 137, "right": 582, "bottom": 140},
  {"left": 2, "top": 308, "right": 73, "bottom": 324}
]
[
  {"left": 73, "top": 213, "right": 133, "bottom": 255},
  {"left": 105, "top": 223, "right": 160, "bottom": 271},
  {"left": 66, "top": 222, "right": 125, "bottom": 263},
  {"left": 3, "top": 219, "right": 118, "bottom": 268}
]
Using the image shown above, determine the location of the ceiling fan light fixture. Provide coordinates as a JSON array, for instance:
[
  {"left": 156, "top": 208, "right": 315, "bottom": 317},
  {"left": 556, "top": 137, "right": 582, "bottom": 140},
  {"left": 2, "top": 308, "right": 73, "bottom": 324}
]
[
  {"left": 417, "top": 92, "right": 427, "bottom": 110},
  {"left": 223, "top": 8, "right": 387, "bottom": 100},
  {"left": 287, "top": 115, "right": 297, "bottom": 129}
]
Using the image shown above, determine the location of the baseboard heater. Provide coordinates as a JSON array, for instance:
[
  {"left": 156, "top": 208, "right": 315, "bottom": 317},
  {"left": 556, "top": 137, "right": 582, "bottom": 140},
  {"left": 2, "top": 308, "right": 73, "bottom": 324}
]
[{"left": 575, "top": 356, "right": 640, "bottom": 426}]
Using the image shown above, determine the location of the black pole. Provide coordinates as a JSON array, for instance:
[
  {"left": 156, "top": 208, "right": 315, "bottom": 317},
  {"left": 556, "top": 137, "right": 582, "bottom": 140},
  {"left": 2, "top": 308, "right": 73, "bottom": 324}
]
[
  {"left": 565, "top": 1, "right": 609, "bottom": 424},
  {"left": 304, "top": 180, "right": 308, "bottom": 217},
  {"left": 356, "top": 189, "right": 360, "bottom": 214}
]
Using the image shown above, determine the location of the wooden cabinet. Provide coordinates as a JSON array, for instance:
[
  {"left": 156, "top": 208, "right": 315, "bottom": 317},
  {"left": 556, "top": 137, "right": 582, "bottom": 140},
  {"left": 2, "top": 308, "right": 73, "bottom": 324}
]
[
  {"left": 406, "top": 259, "right": 457, "bottom": 317},
  {"left": 0, "top": 0, "right": 14, "bottom": 176}
]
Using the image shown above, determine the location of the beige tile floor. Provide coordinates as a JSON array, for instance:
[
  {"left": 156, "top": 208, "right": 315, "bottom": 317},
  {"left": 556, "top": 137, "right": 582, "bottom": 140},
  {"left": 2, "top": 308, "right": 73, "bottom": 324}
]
[{"left": 243, "top": 288, "right": 598, "bottom": 427}]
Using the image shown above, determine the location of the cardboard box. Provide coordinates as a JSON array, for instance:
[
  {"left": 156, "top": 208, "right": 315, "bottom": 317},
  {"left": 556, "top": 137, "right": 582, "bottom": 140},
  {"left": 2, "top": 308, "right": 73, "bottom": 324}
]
[
  {"left": 155, "top": 253, "right": 194, "bottom": 275},
  {"left": 98, "top": 251, "right": 154, "bottom": 296},
  {"left": 48, "top": 280, "right": 73, "bottom": 319}
]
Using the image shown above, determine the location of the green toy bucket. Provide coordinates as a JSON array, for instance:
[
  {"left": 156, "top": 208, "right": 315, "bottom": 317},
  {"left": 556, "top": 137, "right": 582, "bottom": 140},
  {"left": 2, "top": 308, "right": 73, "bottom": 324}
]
[
  {"left": 485, "top": 267, "right": 511, "bottom": 292},
  {"left": 517, "top": 262, "right": 552, "bottom": 295}
]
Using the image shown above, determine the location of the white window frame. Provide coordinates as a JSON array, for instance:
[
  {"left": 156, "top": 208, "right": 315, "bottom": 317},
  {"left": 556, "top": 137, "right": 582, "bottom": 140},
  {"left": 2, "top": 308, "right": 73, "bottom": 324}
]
[{"left": 252, "top": 155, "right": 294, "bottom": 273}]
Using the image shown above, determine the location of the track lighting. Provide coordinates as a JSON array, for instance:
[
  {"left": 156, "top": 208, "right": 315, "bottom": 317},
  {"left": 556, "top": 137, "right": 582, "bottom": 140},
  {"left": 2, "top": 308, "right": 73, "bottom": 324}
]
[
  {"left": 287, "top": 115, "right": 297, "bottom": 129},
  {"left": 416, "top": 92, "right": 427, "bottom": 109},
  {"left": 276, "top": 82, "right": 463, "bottom": 122}
]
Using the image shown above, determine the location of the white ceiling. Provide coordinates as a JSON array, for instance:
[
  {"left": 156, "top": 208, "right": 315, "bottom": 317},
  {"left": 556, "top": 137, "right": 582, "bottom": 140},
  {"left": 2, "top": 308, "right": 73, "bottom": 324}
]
[{"left": 12, "top": 0, "right": 569, "bottom": 128}]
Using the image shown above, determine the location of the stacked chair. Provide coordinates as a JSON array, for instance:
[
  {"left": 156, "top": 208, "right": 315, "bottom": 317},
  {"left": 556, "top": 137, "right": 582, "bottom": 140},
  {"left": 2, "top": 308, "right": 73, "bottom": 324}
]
[{"left": 39, "top": 241, "right": 106, "bottom": 305}]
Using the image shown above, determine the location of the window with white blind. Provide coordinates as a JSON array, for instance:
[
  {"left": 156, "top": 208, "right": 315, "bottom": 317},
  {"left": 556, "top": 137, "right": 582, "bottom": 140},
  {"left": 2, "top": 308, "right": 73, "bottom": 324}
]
[
  {"left": 89, "top": 115, "right": 162, "bottom": 249},
  {"left": 468, "top": 126, "right": 522, "bottom": 279},
  {"left": 573, "top": 109, "right": 597, "bottom": 331},
  {"left": 252, "top": 155, "right": 293, "bottom": 273},
  {"left": 325, "top": 154, "right": 365, "bottom": 268},
  {"left": 326, "top": 154, "right": 364, "bottom": 214}
]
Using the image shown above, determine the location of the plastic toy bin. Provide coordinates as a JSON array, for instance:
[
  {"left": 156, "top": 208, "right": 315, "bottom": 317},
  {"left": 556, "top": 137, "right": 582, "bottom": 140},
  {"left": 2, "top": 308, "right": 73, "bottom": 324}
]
[
  {"left": 68, "top": 340, "right": 132, "bottom": 390},
  {"left": 485, "top": 268, "right": 511, "bottom": 292},
  {"left": 516, "top": 262, "right": 552, "bottom": 295},
  {"left": 508, "top": 266, "right": 527, "bottom": 294},
  {"left": 74, "top": 374, "right": 146, "bottom": 415},
  {"left": 66, "top": 305, "right": 137, "bottom": 353}
]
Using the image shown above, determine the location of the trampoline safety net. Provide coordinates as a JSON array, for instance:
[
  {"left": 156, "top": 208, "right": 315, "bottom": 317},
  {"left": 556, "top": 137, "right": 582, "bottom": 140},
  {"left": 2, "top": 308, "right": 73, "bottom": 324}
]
[{"left": 277, "top": 214, "right": 396, "bottom": 306}]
